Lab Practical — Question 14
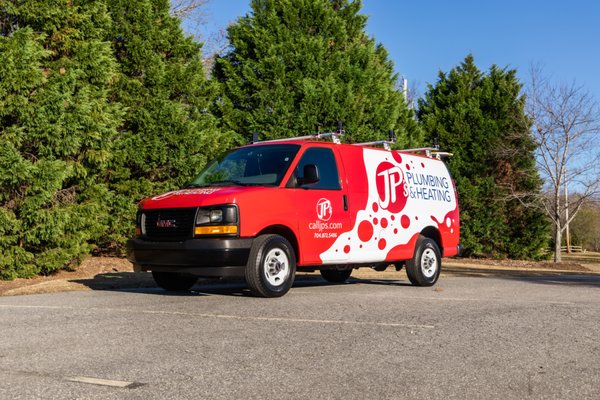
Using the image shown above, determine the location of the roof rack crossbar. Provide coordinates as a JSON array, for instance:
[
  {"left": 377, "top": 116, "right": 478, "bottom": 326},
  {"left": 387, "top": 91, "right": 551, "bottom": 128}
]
[
  {"left": 354, "top": 130, "right": 397, "bottom": 150},
  {"left": 398, "top": 147, "right": 437, "bottom": 157},
  {"left": 398, "top": 147, "right": 453, "bottom": 160},
  {"left": 431, "top": 151, "right": 453, "bottom": 160},
  {"left": 253, "top": 130, "right": 344, "bottom": 144},
  {"left": 353, "top": 140, "right": 395, "bottom": 151}
]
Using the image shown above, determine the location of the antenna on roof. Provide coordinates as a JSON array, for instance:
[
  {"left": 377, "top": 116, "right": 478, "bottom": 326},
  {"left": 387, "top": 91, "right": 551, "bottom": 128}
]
[{"left": 252, "top": 132, "right": 259, "bottom": 144}]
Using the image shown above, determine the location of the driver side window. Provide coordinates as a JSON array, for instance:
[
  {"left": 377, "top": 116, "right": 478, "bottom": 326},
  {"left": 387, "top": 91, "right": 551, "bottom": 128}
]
[{"left": 293, "top": 147, "right": 341, "bottom": 190}]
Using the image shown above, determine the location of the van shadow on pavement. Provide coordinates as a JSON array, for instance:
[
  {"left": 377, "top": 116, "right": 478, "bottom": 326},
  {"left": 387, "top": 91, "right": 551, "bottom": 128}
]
[
  {"left": 70, "top": 273, "right": 412, "bottom": 297},
  {"left": 69, "top": 266, "right": 600, "bottom": 296}
]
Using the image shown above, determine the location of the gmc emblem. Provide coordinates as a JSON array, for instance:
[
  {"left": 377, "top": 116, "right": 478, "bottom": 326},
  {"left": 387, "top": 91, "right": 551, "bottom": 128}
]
[{"left": 156, "top": 218, "right": 177, "bottom": 228}]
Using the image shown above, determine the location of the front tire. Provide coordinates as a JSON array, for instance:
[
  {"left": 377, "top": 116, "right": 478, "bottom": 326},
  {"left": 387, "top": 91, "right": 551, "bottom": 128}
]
[
  {"left": 320, "top": 269, "right": 352, "bottom": 283},
  {"left": 245, "top": 234, "right": 296, "bottom": 298},
  {"left": 152, "top": 271, "right": 197, "bottom": 292},
  {"left": 406, "top": 236, "right": 441, "bottom": 286}
]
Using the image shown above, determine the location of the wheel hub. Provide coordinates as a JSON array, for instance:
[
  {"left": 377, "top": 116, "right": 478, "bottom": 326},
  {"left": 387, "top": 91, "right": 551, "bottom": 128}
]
[
  {"left": 421, "top": 248, "right": 438, "bottom": 278},
  {"left": 264, "top": 248, "right": 289, "bottom": 287}
]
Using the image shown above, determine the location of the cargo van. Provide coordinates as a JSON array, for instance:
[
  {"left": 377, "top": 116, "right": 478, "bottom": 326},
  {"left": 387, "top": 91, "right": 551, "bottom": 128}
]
[{"left": 126, "top": 132, "right": 461, "bottom": 297}]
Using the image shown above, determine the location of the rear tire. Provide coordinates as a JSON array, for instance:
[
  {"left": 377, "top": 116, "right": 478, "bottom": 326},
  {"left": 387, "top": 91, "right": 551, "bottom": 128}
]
[
  {"left": 320, "top": 269, "right": 352, "bottom": 283},
  {"left": 406, "top": 236, "right": 441, "bottom": 286},
  {"left": 245, "top": 234, "right": 296, "bottom": 298},
  {"left": 152, "top": 271, "right": 197, "bottom": 292}
]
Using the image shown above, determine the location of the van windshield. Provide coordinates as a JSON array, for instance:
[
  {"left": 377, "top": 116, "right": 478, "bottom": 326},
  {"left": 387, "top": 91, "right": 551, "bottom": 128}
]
[{"left": 189, "top": 144, "right": 300, "bottom": 187}]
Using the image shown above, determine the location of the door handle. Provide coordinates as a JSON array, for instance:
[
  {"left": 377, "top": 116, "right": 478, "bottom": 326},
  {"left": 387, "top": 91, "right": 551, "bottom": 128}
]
[{"left": 343, "top": 195, "right": 348, "bottom": 211}]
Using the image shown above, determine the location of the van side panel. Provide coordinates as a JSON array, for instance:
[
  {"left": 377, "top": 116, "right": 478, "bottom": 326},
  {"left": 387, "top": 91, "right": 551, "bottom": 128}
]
[{"left": 320, "top": 148, "right": 459, "bottom": 263}]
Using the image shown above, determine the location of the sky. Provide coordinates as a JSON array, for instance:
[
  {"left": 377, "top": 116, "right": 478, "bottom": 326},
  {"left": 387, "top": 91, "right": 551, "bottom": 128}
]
[{"left": 194, "top": 0, "right": 600, "bottom": 101}]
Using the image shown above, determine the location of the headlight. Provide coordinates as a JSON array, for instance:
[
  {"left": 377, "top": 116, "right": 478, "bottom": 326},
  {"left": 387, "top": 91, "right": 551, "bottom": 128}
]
[
  {"left": 135, "top": 211, "right": 146, "bottom": 237},
  {"left": 194, "top": 205, "right": 239, "bottom": 236},
  {"left": 196, "top": 209, "right": 223, "bottom": 224}
]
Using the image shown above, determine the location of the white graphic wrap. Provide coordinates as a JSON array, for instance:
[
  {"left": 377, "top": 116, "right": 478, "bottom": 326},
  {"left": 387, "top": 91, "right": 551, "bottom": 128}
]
[{"left": 320, "top": 149, "right": 457, "bottom": 263}]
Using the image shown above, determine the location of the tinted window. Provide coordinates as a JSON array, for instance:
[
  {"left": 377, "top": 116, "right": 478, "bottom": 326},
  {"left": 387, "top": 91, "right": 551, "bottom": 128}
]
[{"left": 294, "top": 147, "right": 341, "bottom": 190}]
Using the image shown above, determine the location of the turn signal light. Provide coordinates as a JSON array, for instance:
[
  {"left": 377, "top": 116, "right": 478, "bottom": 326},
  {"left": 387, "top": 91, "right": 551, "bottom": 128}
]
[{"left": 194, "top": 226, "right": 238, "bottom": 236}]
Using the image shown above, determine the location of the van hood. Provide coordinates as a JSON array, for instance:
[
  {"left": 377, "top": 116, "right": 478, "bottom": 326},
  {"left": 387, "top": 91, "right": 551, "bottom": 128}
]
[{"left": 140, "top": 186, "right": 271, "bottom": 209}]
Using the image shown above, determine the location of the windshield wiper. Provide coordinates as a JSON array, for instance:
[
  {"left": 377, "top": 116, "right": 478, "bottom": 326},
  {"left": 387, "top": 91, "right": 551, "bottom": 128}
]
[
  {"left": 211, "top": 180, "right": 250, "bottom": 186},
  {"left": 187, "top": 180, "right": 250, "bottom": 187}
]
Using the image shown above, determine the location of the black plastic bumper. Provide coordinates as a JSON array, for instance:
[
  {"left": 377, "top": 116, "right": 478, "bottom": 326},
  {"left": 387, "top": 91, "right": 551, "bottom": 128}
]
[{"left": 126, "top": 237, "right": 253, "bottom": 278}]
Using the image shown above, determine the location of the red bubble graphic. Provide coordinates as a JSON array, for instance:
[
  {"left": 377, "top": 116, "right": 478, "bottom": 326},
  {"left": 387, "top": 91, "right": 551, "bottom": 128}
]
[
  {"left": 401, "top": 215, "right": 410, "bottom": 229},
  {"left": 372, "top": 202, "right": 379, "bottom": 212},
  {"left": 391, "top": 215, "right": 395, "bottom": 221},
  {"left": 378, "top": 238, "right": 387, "bottom": 250},
  {"left": 344, "top": 245, "right": 351, "bottom": 254},
  {"left": 392, "top": 152, "right": 403, "bottom": 164},
  {"left": 393, "top": 228, "right": 398, "bottom": 234},
  {"left": 373, "top": 217, "right": 378, "bottom": 225},
  {"left": 381, "top": 218, "right": 388, "bottom": 228},
  {"left": 421, "top": 162, "right": 425, "bottom": 168},
  {"left": 375, "top": 161, "right": 408, "bottom": 213},
  {"left": 406, "top": 164, "right": 411, "bottom": 170},
  {"left": 358, "top": 220, "right": 374, "bottom": 242}
]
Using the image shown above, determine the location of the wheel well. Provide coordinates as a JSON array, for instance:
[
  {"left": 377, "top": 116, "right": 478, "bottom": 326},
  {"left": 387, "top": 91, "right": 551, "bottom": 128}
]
[
  {"left": 420, "top": 226, "right": 443, "bottom": 255},
  {"left": 258, "top": 225, "right": 299, "bottom": 262}
]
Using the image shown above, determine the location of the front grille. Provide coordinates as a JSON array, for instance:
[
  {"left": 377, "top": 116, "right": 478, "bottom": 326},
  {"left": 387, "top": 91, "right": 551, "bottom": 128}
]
[{"left": 143, "top": 208, "right": 197, "bottom": 241}]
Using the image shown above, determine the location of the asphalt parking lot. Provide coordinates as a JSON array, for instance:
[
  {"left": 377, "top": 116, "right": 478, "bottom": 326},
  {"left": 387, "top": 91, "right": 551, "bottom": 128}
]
[{"left": 0, "top": 272, "right": 599, "bottom": 399}]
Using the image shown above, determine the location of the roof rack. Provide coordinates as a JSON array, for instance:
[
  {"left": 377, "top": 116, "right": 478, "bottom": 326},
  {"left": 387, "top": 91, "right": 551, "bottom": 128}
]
[
  {"left": 399, "top": 147, "right": 453, "bottom": 160},
  {"left": 254, "top": 130, "right": 343, "bottom": 144},
  {"left": 252, "top": 122, "right": 345, "bottom": 145},
  {"left": 354, "top": 130, "right": 397, "bottom": 150}
]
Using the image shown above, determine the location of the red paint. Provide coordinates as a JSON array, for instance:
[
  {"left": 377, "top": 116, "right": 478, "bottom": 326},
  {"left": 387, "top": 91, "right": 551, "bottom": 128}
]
[
  {"left": 358, "top": 220, "right": 374, "bottom": 242},
  {"left": 378, "top": 238, "right": 387, "bottom": 250},
  {"left": 381, "top": 218, "right": 388, "bottom": 228},
  {"left": 401, "top": 215, "right": 410, "bottom": 229}
]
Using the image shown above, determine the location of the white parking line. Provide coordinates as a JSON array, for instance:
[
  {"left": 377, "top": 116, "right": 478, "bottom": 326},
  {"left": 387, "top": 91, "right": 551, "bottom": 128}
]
[
  {"left": 0, "top": 304, "right": 434, "bottom": 329},
  {"left": 66, "top": 376, "right": 134, "bottom": 388}
]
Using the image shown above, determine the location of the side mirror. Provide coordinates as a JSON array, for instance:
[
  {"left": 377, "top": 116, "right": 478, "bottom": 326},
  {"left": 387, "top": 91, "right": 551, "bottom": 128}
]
[{"left": 298, "top": 164, "right": 320, "bottom": 186}]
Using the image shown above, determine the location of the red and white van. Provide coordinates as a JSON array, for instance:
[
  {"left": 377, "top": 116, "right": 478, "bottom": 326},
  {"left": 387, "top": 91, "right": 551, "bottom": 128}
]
[{"left": 126, "top": 133, "right": 461, "bottom": 297}]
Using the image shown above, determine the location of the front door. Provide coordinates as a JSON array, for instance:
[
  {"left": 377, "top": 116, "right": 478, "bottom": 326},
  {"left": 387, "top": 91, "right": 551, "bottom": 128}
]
[{"left": 290, "top": 146, "right": 350, "bottom": 265}]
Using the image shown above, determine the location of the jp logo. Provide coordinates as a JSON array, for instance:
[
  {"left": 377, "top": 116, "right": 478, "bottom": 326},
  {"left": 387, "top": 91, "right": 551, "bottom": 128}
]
[
  {"left": 376, "top": 162, "right": 408, "bottom": 212},
  {"left": 316, "top": 198, "right": 332, "bottom": 221}
]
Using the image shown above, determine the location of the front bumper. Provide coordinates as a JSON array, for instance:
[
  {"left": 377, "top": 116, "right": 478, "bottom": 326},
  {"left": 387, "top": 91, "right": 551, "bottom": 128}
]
[{"left": 126, "top": 237, "right": 254, "bottom": 278}]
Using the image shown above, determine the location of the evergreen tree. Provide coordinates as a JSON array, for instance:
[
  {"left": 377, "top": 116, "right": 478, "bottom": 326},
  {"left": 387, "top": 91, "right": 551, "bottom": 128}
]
[
  {"left": 418, "top": 55, "right": 549, "bottom": 259},
  {"left": 102, "top": 0, "right": 233, "bottom": 249},
  {"left": 213, "top": 0, "right": 419, "bottom": 145},
  {"left": 0, "top": 0, "right": 121, "bottom": 278}
]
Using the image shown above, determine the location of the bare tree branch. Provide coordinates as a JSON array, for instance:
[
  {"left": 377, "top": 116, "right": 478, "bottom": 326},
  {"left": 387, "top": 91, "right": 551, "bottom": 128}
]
[
  {"left": 527, "top": 64, "right": 600, "bottom": 262},
  {"left": 170, "top": 0, "right": 209, "bottom": 20}
]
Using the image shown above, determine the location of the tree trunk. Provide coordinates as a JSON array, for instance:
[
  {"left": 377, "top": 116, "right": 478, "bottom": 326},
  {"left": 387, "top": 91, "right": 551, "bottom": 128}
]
[{"left": 554, "top": 225, "right": 562, "bottom": 263}]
